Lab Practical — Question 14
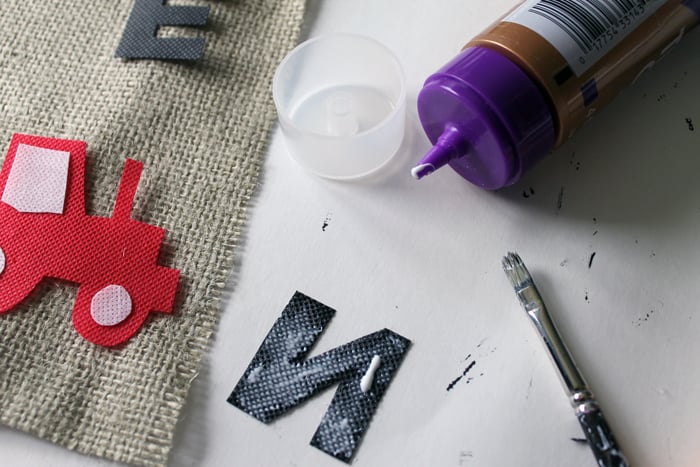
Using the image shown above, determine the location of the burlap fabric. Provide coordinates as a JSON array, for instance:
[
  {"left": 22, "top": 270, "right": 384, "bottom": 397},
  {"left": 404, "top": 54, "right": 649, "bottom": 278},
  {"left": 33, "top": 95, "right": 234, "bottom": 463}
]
[{"left": 0, "top": 1, "right": 305, "bottom": 465}]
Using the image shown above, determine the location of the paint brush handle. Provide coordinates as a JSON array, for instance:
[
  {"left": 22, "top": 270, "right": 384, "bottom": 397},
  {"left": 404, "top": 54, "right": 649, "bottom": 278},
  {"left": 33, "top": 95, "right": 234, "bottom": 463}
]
[{"left": 574, "top": 395, "right": 629, "bottom": 467}]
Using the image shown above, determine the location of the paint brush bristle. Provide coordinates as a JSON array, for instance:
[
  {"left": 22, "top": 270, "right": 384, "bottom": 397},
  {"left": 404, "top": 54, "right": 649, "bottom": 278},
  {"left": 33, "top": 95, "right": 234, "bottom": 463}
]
[{"left": 501, "top": 252, "right": 534, "bottom": 292}]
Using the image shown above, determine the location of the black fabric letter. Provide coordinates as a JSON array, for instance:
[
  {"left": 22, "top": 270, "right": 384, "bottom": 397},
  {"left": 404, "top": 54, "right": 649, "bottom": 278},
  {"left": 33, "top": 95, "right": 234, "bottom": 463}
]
[
  {"left": 228, "top": 291, "right": 411, "bottom": 463},
  {"left": 116, "top": 0, "right": 210, "bottom": 60}
]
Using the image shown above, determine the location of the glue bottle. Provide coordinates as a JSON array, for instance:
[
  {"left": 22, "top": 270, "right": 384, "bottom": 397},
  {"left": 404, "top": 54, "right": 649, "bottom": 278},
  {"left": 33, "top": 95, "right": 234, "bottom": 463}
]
[{"left": 412, "top": 0, "right": 699, "bottom": 189}]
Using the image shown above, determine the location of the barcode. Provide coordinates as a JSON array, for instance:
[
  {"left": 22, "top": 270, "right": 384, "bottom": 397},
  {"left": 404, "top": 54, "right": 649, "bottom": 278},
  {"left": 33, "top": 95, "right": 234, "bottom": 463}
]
[{"left": 529, "top": 0, "right": 649, "bottom": 54}]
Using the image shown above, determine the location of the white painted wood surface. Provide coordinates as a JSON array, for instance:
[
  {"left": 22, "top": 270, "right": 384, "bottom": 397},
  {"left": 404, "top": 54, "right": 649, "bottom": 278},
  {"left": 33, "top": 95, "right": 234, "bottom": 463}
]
[{"left": 3, "top": 1, "right": 699, "bottom": 466}]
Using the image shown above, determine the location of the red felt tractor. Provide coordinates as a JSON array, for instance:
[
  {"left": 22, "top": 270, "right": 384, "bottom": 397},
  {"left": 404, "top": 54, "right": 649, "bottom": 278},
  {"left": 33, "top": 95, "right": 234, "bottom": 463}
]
[{"left": 0, "top": 134, "right": 179, "bottom": 346}]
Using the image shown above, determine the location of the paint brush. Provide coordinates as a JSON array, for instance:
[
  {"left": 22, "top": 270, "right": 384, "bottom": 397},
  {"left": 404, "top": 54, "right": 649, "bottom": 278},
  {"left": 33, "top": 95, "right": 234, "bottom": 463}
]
[{"left": 502, "top": 252, "right": 629, "bottom": 467}]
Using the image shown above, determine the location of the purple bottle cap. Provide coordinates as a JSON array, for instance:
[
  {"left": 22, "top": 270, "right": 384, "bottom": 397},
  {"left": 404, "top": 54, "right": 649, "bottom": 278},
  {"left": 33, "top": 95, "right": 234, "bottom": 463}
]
[{"left": 414, "top": 47, "right": 555, "bottom": 189}]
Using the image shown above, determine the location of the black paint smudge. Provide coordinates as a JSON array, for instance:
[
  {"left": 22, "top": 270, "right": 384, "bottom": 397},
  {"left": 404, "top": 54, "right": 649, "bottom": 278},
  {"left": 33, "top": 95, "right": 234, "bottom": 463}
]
[
  {"left": 686, "top": 118, "right": 695, "bottom": 131},
  {"left": 635, "top": 310, "right": 655, "bottom": 327},
  {"left": 321, "top": 213, "right": 332, "bottom": 231},
  {"left": 593, "top": 217, "right": 597, "bottom": 224},
  {"left": 522, "top": 187, "right": 535, "bottom": 198},
  {"left": 584, "top": 290, "right": 589, "bottom": 303},
  {"left": 588, "top": 252, "right": 596, "bottom": 269},
  {"left": 592, "top": 230, "right": 598, "bottom": 236},
  {"left": 556, "top": 187, "right": 564, "bottom": 212},
  {"left": 447, "top": 359, "right": 477, "bottom": 391},
  {"left": 458, "top": 451, "right": 474, "bottom": 466},
  {"left": 571, "top": 437, "right": 588, "bottom": 444}
]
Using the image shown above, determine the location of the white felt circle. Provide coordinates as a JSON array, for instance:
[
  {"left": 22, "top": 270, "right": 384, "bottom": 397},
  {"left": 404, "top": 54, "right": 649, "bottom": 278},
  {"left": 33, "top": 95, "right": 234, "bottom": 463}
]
[
  {"left": 90, "top": 285, "right": 132, "bottom": 326},
  {"left": 0, "top": 246, "right": 5, "bottom": 276}
]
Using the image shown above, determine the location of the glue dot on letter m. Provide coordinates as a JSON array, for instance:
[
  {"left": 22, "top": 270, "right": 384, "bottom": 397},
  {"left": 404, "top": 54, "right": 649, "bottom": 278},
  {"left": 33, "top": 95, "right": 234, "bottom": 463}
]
[{"left": 413, "top": 0, "right": 699, "bottom": 189}]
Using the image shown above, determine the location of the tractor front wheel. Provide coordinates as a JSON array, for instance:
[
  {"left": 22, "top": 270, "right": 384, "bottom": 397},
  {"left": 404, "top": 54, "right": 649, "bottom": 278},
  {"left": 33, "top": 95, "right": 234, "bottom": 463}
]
[{"left": 72, "top": 283, "right": 149, "bottom": 347}]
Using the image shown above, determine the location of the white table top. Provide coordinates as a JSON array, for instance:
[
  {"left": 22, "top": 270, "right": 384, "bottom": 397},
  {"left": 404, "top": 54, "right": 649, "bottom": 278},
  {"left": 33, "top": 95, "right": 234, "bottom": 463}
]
[{"left": 3, "top": 1, "right": 700, "bottom": 466}]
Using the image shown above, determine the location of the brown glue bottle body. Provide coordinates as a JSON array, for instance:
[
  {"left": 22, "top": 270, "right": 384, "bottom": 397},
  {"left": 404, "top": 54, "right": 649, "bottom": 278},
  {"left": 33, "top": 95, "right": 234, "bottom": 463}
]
[{"left": 468, "top": 0, "right": 699, "bottom": 146}]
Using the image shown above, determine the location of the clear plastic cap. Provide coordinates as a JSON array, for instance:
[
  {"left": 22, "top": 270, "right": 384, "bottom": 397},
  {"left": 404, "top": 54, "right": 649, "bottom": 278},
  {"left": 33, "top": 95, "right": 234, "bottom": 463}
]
[{"left": 273, "top": 33, "right": 406, "bottom": 179}]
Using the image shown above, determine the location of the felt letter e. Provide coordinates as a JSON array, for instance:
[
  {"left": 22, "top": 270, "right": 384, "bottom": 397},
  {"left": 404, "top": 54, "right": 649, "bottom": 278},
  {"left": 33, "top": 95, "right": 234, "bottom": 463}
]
[{"left": 116, "top": 0, "right": 210, "bottom": 61}]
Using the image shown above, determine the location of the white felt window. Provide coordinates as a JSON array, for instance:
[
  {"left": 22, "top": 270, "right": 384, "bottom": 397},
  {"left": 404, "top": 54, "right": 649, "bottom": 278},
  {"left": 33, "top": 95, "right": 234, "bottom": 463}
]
[
  {"left": 1, "top": 144, "right": 70, "bottom": 214},
  {"left": 91, "top": 285, "right": 133, "bottom": 326}
]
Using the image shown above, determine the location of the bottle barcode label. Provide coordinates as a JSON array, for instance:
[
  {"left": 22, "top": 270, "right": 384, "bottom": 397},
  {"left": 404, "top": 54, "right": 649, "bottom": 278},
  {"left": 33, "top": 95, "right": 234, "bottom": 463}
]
[{"left": 505, "top": 0, "right": 665, "bottom": 75}]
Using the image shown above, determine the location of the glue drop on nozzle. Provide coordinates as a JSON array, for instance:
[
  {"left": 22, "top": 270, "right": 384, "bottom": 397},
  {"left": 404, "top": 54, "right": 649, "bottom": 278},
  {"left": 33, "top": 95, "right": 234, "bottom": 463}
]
[{"left": 413, "top": 0, "right": 699, "bottom": 189}]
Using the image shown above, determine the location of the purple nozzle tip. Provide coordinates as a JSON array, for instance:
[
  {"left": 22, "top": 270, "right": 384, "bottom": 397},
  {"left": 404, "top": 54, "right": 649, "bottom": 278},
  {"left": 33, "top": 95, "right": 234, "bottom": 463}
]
[{"left": 411, "top": 127, "right": 467, "bottom": 180}]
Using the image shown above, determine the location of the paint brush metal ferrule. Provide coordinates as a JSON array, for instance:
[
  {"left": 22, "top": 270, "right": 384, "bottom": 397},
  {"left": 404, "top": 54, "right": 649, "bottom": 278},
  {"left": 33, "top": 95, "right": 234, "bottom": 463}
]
[
  {"left": 502, "top": 252, "right": 629, "bottom": 467},
  {"left": 502, "top": 252, "right": 585, "bottom": 394}
]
